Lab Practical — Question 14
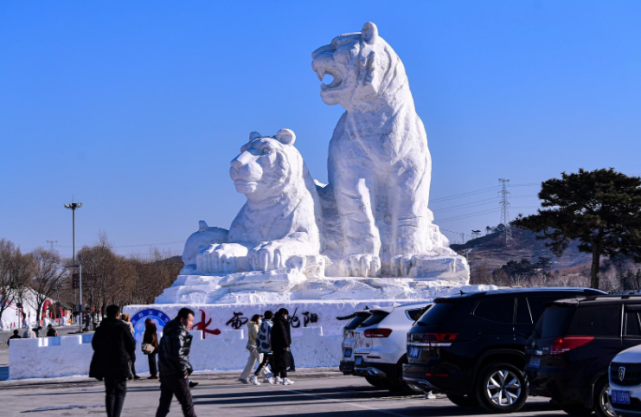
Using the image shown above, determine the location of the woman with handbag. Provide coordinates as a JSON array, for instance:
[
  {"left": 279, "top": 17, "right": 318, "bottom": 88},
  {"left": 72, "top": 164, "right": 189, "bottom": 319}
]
[
  {"left": 238, "top": 314, "right": 265, "bottom": 385},
  {"left": 142, "top": 318, "right": 159, "bottom": 380}
]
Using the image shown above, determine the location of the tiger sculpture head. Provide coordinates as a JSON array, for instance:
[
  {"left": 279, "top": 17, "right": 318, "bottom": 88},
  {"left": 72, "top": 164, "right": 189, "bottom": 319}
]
[{"left": 311, "top": 22, "right": 410, "bottom": 112}]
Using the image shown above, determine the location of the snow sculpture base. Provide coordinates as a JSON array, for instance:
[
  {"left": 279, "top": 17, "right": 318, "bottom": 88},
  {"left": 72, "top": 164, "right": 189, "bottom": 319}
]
[{"left": 156, "top": 253, "right": 469, "bottom": 305}]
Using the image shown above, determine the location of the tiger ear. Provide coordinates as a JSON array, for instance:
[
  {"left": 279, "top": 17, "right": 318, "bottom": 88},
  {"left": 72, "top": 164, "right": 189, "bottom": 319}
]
[
  {"left": 275, "top": 128, "right": 296, "bottom": 146},
  {"left": 362, "top": 22, "right": 378, "bottom": 44}
]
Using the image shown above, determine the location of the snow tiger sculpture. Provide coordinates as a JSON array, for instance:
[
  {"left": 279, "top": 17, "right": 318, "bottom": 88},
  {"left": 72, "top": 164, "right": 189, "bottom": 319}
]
[
  {"left": 312, "top": 22, "right": 457, "bottom": 278},
  {"left": 195, "top": 129, "right": 323, "bottom": 276}
]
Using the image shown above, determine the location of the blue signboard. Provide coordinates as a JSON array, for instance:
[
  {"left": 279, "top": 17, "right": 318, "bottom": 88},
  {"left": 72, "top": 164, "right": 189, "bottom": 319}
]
[{"left": 131, "top": 308, "right": 172, "bottom": 344}]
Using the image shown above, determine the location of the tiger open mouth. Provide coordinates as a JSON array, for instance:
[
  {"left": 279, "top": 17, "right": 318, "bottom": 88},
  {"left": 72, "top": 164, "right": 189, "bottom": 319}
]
[{"left": 315, "top": 67, "right": 343, "bottom": 91}]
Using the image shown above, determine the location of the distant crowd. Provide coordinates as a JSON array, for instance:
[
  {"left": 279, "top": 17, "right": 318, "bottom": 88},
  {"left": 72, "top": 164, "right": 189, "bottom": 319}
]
[{"left": 7, "top": 323, "right": 58, "bottom": 345}]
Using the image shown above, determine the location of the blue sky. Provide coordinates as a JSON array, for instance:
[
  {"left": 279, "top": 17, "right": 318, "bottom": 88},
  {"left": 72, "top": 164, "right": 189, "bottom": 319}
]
[{"left": 1, "top": 1, "right": 640, "bottom": 258}]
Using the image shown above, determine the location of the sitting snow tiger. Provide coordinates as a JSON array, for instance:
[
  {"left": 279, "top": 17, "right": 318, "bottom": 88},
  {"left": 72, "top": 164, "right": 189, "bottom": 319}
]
[{"left": 196, "top": 129, "right": 322, "bottom": 274}]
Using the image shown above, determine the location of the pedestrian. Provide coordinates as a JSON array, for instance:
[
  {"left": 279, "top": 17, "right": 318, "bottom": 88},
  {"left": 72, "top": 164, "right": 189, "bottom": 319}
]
[
  {"left": 271, "top": 308, "right": 294, "bottom": 385},
  {"left": 121, "top": 313, "right": 141, "bottom": 380},
  {"left": 34, "top": 326, "right": 42, "bottom": 337},
  {"left": 253, "top": 310, "right": 275, "bottom": 384},
  {"left": 287, "top": 349, "right": 296, "bottom": 372},
  {"left": 239, "top": 314, "right": 270, "bottom": 385},
  {"left": 156, "top": 307, "right": 197, "bottom": 417},
  {"left": 143, "top": 318, "right": 159, "bottom": 380},
  {"left": 46, "top": 324, "right": 58, "bottom": 337},
  {"left": 7, "top": 329, "right": 21, "bottom": 345},
  {"left": 23, "top": 327, "right": 36, "bottom": 339},
  {"left": 89, "top": 304, "right": 136, "bottom": 417}
]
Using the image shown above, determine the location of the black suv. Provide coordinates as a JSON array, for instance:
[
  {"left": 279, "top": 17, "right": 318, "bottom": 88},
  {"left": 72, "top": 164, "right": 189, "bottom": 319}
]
[
  {"left": 403, "top": 288, "right": 605, "bottom": 413},
  {"left": 526, "top": 295, "right": 641, "bottom": 417}
]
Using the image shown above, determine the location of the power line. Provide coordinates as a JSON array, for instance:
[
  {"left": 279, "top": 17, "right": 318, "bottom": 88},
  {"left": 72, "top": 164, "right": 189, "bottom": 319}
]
[
  {"left": 509, "top": 183, "right": 538, "bottom": 187},
  {"left": 430, "top": 186, "right": 500, "bottom": 203},
  {"left": 431, "top": 196, "right": 500, "bottom": 212},
  {"left": 437, "top": 208, "right": 500, "bottom": 222}
]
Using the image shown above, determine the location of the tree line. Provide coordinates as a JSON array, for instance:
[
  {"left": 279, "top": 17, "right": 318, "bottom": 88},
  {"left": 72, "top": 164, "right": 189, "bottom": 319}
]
[{"left": 0, "top": 233, "right": 182, "bottom": 324}]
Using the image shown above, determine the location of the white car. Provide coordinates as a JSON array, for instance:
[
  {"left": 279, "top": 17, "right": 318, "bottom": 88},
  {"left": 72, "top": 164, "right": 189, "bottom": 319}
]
[
  {"left": 609, "top": 344, "right": 641, "bottom": 417},
  {"left": 353, "top": 302, "right": 432, "bottom": 393},
  {"left": 339, "top": 310, "right": 373, "bottom": 376}
]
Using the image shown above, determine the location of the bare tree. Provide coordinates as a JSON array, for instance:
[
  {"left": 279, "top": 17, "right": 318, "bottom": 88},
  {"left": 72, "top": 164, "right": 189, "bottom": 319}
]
[
  {"left": 77, "top": 232, "right": 119, "bottom": 317},
  {"left": 0, "top": 239, "right": 32, "bottom": 323},
  {"left": 25, "top": 248, "right": 67, "bottom": 322}
]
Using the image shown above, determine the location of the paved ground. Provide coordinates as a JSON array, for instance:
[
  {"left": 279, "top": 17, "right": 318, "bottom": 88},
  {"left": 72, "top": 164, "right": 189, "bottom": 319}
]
[{"left": 0, "top": 374, "right": 565, "bottom": 417}]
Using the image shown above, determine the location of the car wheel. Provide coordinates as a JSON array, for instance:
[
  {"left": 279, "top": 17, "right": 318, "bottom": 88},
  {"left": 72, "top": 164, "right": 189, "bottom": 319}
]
[
  {"left": 386, "top": 360, "right": 421, "bottom": 394},
  {"left": 446, "top": 393, "right": 480, "bottom": 408},
  {"left": 594, "top": 378, "right": 616, "bottom": 417},
  {"left": 365, "top": 376, "right": 386, "bottom": 389},
  {"left": 476, "top": 362, "right": 528, "bottom": 413},
  {"left": 561, "top": 405, "right": 594, "bottom": 416}
]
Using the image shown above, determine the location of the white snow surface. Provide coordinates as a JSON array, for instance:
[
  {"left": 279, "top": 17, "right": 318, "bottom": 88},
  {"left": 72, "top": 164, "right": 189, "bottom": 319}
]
[
  {"left": 9, "top": 285, "right": 495, "bottom": 380},
  {"left": 157, "top": 274, "right": 471, "bottom": 304}
]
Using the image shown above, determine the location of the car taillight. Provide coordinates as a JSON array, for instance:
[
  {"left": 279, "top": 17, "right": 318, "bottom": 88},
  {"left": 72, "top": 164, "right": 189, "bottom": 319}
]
[
  {"left": 419, "top": 333, "right": 458, "bottom": 347},
  {"left": 550, "top": 336, "right": 594, "bottom": 355},
  {"left": 364, "top": 328, "right": 393, "bottom": 338}
]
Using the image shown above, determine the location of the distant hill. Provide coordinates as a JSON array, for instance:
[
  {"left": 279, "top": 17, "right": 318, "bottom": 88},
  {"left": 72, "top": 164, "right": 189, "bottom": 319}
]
[{"left": 450, "top": 227, "right": 592, "bottom": 274}]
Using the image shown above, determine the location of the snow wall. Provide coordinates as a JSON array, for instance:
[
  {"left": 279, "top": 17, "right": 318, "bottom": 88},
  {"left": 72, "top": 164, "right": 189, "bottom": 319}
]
[{"left": 9, "top": 299, "right": 408, "bottom": 380}]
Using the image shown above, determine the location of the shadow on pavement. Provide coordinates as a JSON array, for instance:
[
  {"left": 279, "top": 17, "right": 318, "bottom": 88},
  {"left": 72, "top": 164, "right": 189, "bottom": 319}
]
[{"left": 194, "top": 384, "right": 561, "bottom": 417}]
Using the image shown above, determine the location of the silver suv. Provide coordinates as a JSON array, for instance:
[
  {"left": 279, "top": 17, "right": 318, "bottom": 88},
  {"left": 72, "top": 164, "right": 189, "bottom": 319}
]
[{"left": 353, "top": 302, "right": 432, "bottom": 393}]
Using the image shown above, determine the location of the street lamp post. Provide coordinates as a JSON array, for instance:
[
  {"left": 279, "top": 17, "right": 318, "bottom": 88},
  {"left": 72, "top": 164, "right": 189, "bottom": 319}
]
[
  {"left": 64, "top": 202, "right": 82, "bottom": 332},
  {"left": 63, "top": 264, "right": 83, "bottom": 333}
]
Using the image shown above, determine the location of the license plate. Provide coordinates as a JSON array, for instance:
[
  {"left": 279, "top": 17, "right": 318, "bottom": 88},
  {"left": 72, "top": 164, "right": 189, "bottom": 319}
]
[
  {"left": 409, "top": 346, "right": 421, "bottom": 359},
  {"left": 528, "top": 357, "right": 542, "bottom": 368},
  {"left": 344, "top": 348, "right": 352, "bottom": 358},
  {"left": 611, "top": 390, "right": 631, "bottom": 405},
  {"left": 355, "top": 356, "right": 363, "bottom": 366}
]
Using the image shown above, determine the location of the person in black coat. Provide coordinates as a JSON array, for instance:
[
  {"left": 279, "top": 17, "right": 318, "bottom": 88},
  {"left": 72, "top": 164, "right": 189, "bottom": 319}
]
[
  {"left": 156, "top": 308, "right": 198, "bottom": 417},
  {"left": 7, "top": 329, "right": 21, "bottom": 345},
  {"left": 46, "top": 324, "right": 57, "bottom": 337},
  {"left": 89, "top": 304, "right": 135, "bottom": 417},
  {"left": 271, "top": 308, "right": 294, "bottom": 385}
]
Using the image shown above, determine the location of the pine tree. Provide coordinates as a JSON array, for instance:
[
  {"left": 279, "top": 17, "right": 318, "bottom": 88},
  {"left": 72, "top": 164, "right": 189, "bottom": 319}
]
[{"left": 513, "top": 169, "right": 641, "bottom": 289}]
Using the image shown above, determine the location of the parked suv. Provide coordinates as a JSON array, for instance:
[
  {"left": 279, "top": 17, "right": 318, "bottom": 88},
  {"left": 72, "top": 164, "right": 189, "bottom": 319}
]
[
  {"left": 609, "top": 343, "right": 641, "bottom": 417},
  {"left": 527, "top": 295, "right": 641, "bottom": 417},
  {"left": 339, "top": 310, "right": 372, "bottom": 376},
  {"left": 403, "top": 288, "right": 604, "bottom": 413},
  {"left": 353, "top": 302, "right": 432, "bottom": 393}
]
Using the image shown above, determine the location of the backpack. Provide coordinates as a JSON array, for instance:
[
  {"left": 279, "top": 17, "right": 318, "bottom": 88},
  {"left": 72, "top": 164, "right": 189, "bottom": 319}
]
[{"left": 256, "top": 320, "right": 272, "bottom": 354}]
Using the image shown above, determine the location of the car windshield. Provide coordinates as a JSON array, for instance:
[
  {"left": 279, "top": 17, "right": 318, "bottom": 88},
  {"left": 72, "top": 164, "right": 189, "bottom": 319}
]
[
  {"left": 359, "top": 311, "right": 390, "bottom": 327},
  {"left": 417, "top": 302, "right": 454, "bottom": 326},
  {"left": 406, "top": 305, "right": 431, "bottom": 322},
  {"left": 533, "top": 305, "right": 575, "bottom": 339},
  {"left": 345, "top": 312, "right": 371, "bottom": 330}
]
